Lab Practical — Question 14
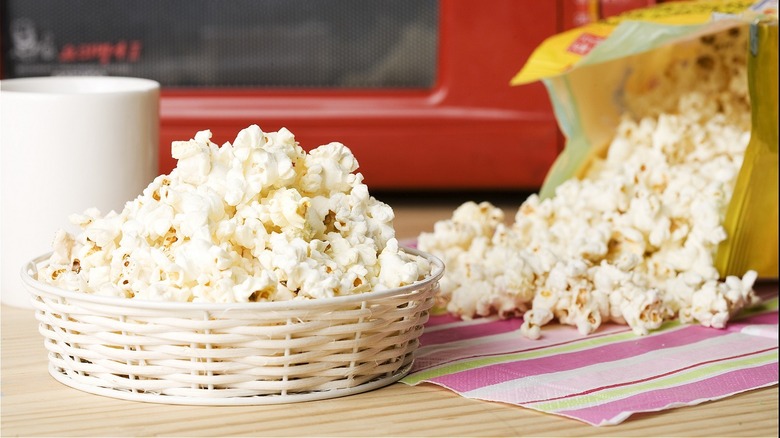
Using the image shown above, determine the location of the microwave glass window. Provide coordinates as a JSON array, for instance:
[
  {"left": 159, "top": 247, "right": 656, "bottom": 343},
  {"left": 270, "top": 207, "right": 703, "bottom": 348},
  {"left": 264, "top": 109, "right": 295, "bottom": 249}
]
[{"left": 1, "top": 0, "right": 438, "bottom": 89}]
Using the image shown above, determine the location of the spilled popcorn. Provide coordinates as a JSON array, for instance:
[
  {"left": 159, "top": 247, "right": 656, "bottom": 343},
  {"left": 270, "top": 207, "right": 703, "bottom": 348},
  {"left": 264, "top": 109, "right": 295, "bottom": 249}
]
[
  {"left": 39, "top": 125, "right": 431, "bottom": 302},
  {"left": 418, "top": 27, "right": 760, "bottom": 338}
]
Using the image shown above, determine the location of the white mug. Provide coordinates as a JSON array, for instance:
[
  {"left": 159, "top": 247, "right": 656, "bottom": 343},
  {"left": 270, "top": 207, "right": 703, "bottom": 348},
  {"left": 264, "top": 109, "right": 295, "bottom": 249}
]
[{"left": 1, "top": 76, "right": 160, "bottom": 308}]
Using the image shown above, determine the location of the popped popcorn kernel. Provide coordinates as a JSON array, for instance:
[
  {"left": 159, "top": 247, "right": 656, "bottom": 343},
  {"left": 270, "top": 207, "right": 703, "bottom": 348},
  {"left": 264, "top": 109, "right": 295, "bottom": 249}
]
[
  {"left": 39, "top": 125, "right": 430, "bottom": 302},
  {"left": 419, "top": 26, "right": 759, "bottom": 338}
]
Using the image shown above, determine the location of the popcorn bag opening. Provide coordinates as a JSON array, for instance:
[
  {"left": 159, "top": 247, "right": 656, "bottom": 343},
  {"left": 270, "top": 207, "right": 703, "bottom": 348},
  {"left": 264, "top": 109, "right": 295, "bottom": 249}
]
[
  {"left": 416, "top": 0, "right": 776, "bottom": 340},
  {"left": 515, "top": 0, "right": 778, "bottom": 279}
]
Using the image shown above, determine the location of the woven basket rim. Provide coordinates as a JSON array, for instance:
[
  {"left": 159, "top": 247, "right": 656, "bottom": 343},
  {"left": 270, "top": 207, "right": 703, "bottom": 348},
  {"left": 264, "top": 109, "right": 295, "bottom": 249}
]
[{"left": 22, "top": 247, "right": 444, "bottom": 311}]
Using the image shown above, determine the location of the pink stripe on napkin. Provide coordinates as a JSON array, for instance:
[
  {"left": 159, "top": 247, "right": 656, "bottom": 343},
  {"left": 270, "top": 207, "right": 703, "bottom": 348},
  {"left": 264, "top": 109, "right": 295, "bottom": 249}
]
[
  {"left": 557, "top": 361, "right": 779, "bottom": 426},
  {"left": 420, "top": 317, "right": 523, "bottom": 346}
]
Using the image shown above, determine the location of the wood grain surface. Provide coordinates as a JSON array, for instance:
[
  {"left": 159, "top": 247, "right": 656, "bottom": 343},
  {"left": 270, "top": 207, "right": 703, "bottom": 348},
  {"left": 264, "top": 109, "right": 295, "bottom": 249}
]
[{"left": 2, "top": 196, "right": 777, "bottom": 437}]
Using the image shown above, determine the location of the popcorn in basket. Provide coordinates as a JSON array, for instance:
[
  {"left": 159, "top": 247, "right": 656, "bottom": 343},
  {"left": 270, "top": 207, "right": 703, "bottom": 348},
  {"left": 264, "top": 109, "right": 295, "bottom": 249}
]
[{"left": 22, "top": 125, "right": 444, "bottom": 405}]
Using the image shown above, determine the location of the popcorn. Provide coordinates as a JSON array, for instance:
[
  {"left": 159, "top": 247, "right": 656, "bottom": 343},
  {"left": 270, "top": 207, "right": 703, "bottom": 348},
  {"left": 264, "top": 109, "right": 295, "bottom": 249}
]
[
  {"left": 419, "top": 27, "right": 760, "bottom": 338},
  {"left": 39, "top": 125, "right": 431, "bottom": 302}
]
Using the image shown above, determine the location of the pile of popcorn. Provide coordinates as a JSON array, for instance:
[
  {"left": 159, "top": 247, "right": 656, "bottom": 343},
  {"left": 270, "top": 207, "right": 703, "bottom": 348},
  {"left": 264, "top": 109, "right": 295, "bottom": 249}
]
[
  {"left": 418, "top": 26, "right": 760, "bottom": 338},
  {"left": 39, "top": 125, "right": 431, "bottom": 302}
]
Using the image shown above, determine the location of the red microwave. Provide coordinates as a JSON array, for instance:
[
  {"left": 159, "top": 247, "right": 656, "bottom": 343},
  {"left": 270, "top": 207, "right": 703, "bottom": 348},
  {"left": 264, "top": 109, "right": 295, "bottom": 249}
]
[{"left": 1, "top": 0, "right": 655, "bottom": 191}]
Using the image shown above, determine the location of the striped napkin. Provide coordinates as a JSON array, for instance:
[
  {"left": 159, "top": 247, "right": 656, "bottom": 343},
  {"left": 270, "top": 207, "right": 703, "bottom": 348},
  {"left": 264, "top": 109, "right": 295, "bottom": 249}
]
[{"left": 401, "top": 294, "right": 778, "bottom": 426}]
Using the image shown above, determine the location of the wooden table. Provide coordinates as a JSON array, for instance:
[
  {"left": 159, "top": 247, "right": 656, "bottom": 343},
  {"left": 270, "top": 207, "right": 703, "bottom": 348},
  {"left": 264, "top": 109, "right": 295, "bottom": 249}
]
[{"left": 2, "top": 195, "right": 778, "bottom": 437}]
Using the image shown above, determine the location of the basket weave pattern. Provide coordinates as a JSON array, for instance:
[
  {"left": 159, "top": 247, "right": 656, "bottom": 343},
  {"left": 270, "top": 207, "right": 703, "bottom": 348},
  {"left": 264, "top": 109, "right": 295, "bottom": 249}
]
[{"left": 23, "top": 249, "right": 443, "bottom": 405}]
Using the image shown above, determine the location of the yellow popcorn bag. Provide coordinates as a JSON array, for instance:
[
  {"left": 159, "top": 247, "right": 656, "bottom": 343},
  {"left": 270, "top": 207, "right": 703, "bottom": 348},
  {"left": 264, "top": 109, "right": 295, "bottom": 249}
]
[
  {"left": 512, "top": 0, "right": 778, "bottom": 279},
  {"left": 716, "top": 17, "right": 778, "bottom": 278}
]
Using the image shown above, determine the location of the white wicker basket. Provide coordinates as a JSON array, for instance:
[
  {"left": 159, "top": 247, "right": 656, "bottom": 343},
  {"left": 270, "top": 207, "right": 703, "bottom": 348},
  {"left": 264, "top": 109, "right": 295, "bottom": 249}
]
[{"left": 21, "top": 248, "right": 443, "bottom": 405}]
